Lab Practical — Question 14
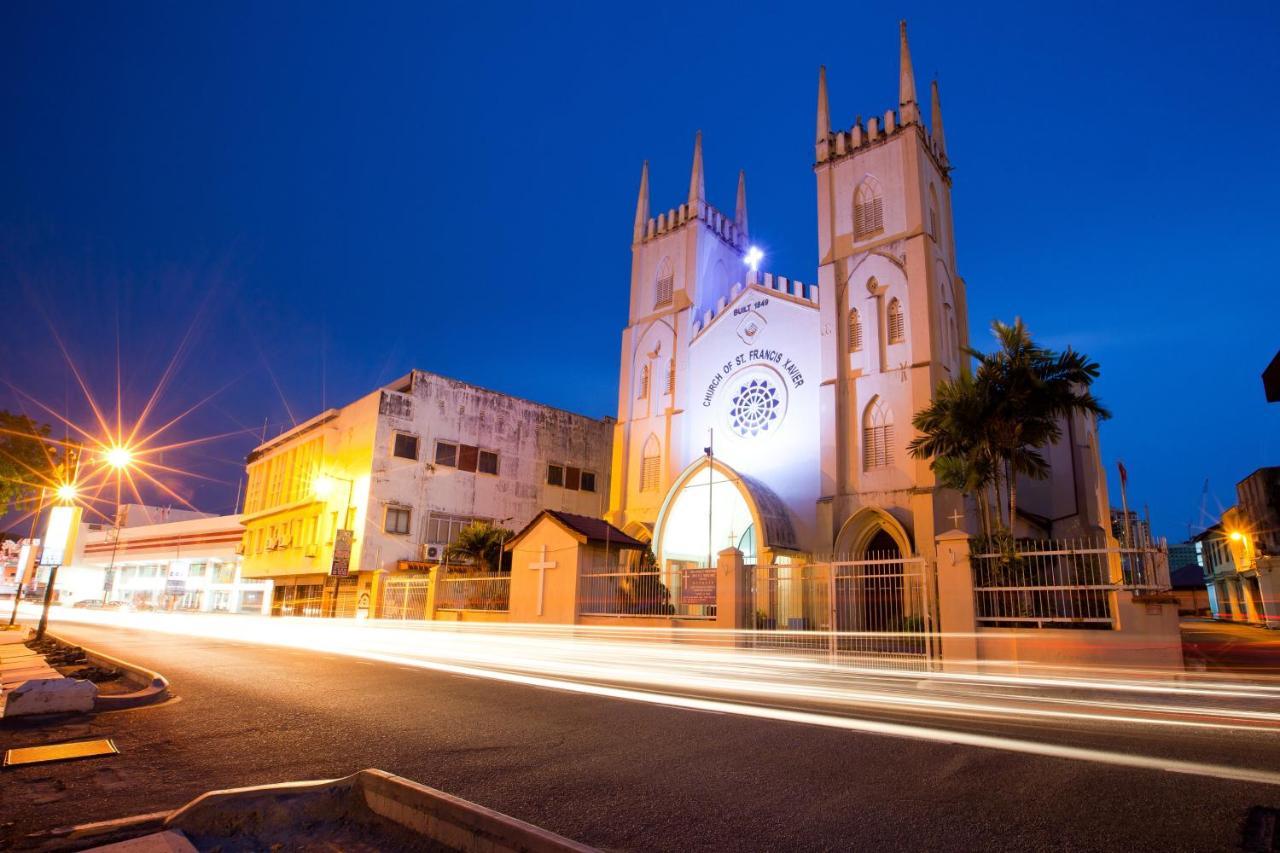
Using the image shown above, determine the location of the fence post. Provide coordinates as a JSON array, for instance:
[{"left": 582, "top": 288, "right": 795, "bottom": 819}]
[
  {"left": 715, "top": 547, "right": 746, "bottom": 630},
  {"left": 425, "top": 566, "right": 442, "bottom": 621},
  {"left": 935, "top": 529, "right": 978, "bottom": 672}
]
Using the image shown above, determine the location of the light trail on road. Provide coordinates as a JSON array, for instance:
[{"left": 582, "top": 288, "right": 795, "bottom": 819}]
[{"left": 28, "top": 606, "right": 1280, "bottom": 786}]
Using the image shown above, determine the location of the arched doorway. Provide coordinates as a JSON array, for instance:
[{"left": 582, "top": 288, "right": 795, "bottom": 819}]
[{"left": 859, "top": 528, "right": 904, "bottom": 634}]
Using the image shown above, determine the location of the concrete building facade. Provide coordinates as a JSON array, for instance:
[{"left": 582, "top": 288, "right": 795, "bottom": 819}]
[{"left": 239, "top": 370, "right": 613, "bottom": 616}]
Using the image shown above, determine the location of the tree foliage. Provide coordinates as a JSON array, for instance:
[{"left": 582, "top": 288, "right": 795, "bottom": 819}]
[
  {"left": 445, "top": 520, "right": 516, "bottom": 573},
  {"left": 0, "top": 411, "right": 55, "bottom": 514},
  {"left": 908, "top": 319, "right": 1109, "bottom": 547}
]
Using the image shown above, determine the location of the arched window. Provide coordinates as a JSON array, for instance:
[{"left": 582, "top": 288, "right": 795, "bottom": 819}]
[
  {"left": 665, "top": 357, "right": 676, "bottom": 395},
  {"left": 943, "top": 302, "right": 955, "bottom": 363},
  {"left": 637, "top": 363, "right": 650, "bottom": 399},
  {"left": 862, "top": 398, "right": 894, "bottom": 470},
  {"left": 854, "top": 177, "right": 884, "bottom": 239},
  {"left": 887, "top": 297, "right": 905, "bottom": 344},
  {"left": 847, "top": 308, "right": 863, "bottom": 353},
  {"left": 655, "top": 258, "right": 674, "bottom": 308},
  {"left": 640, "top": 435, "right": 661, "bottom": 492},
  {"left": 928, "top": 184, "right": 940, "bottom": 243}
]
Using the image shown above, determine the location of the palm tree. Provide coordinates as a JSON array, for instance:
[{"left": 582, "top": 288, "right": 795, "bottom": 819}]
[
  {"left": 445, "top": 521, "right": 515, "bottom": 573},
  {"left": 910, "top": 319, "right": 1109, "bottom": 547}
]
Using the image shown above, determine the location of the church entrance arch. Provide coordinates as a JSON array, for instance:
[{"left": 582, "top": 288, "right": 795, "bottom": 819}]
[{"left": 654, "top": 459, "right": 764, "bottom": 569}]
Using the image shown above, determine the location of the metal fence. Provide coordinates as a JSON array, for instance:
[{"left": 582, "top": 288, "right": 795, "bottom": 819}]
[
  {"left": 748, "top": 556, "right": 934, "bottom": 667},
  {"left": 435, "top": 573, "right": 510, "bottom": 612},
  {"left": 972, "top": 538, "right": 1171, "bottom": 629},
  {"left": 381, "top": 578, "right": 433, "bottom": 620},
  {"left": 578, "top": 567, "right": 717, "bottom": 618}
]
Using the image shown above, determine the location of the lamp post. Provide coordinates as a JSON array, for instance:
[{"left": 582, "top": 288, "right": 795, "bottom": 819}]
[
  {"left": 7, "top": 486, "right": 48, "bottom": 628},
  {"left": 315, "top": 474, "right": 355, "bottom": 618},
  {"left": 35, "top": 452, "right": 82, "bottom": 641},
  {"left": 494, "top": 516, "right": 514, "bottom": 574}
]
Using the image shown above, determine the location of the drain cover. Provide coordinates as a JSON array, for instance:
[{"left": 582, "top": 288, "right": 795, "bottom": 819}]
[{"left": 4, "top": 738, "right": 119, "bottom": 767}]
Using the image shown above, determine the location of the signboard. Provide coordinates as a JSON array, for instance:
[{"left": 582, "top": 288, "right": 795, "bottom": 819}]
[
  {"left": 679, "top": 568, "right": 717, "bottom": 606},
  {"left": 39, "top": 506, "right": 82, "bottom": 567},
  {"left": 330, "top": 529, "right": 353, "bottom": 577},
  {"left": 165, "top": 563, "right": 188, "bottom": 595}
]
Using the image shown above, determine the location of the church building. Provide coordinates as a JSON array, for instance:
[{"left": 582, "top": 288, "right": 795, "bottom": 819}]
[{"left": 606, "top": 22, "right": 1112, "bottom": 571}]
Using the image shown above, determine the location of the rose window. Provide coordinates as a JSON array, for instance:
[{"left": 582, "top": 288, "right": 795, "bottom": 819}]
[{"left": 728, "top": 379, "right": 780, "bottom": 438}]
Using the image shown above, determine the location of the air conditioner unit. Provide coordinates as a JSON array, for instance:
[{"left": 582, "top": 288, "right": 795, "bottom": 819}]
[
  {"left": 420, "top": 543, "right": 446, "bottom": 562},
  {"left": 303, "top": 544, "right": 317, "bottom": 558}
]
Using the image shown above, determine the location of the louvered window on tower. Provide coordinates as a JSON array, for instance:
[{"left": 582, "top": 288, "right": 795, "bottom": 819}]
[
  {"left": 848, "top": 308, "right": 863, "bottom": 353},
  {"left": 854, "top": 180, "right": 884, "bottom": 239},
  {"left": 665, "top": 358, "right": 676, "bottom": 395},
  {"left": 862, "top": 399, "right": 894, "bottom": 471},
  {"left": 887, "top": 298, "right": 905, "bottom": 344},
  {"left": 640, "top": 454, "right": 660, "bottom": 492},
  {"left": 655, "top": 258, "right": 674, "bottom": 308},
  {"left": 637, "top": 363, "right": 650, "bottom": 399}
]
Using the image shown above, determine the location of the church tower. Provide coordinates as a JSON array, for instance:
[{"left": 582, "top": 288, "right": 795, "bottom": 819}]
[
  {"left": 607, "top": 134, "right": 751, "bottom": 538},
  {"left": 813, "top": 22, "right": 968, "bottom": 558}
]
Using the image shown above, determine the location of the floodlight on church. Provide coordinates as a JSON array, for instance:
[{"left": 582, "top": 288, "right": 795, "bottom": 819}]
[{"left": 744, "top": 246, "right": 763, "bottom": 272}]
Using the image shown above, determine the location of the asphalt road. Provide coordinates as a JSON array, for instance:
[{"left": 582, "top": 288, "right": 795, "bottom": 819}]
[{"left": 3, "top": 619, "right": 1279, "bottom": 852}]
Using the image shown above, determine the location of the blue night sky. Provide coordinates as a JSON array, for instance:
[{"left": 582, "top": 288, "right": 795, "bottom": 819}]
[{"left": 1, "top": 1, "right": 1277, "bottom": 539}]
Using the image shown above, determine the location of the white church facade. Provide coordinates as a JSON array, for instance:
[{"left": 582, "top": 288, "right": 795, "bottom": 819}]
[{"left": 606, "top": 22, "right": 1113, "bottom": 572}]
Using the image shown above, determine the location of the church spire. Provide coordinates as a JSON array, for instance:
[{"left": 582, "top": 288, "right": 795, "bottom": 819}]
[
  {"left": 930, "top": 80, "right": 948, "bottom": 164},
  {"left": 688, "top": 130, "right": 705, "bottom": 208},
  {"left": 735, "top": 169, "right": 749, "bottom": 239},
  {"left": 633, "top": 161, "right": 650, "bottom": 243},
  {"left": 898, "top": 20, "right": 919, "bottom": 124},
  {"left": 816, "top": 65, "right": 831, "bottom": 145}
]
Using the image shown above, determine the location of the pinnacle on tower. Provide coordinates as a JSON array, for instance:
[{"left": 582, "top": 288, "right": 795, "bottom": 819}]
[
  {"left": 735, "top": 169, "right": 749, "bottom": 239},
  {"left": 898, "top": 20, "right": 919, "bottom": 125},
  {"left": 930, "top": 80, "right": 948, "bottom": 164},
  {"left": 688, "top": 130, "right": 705, "bottom": 208},
  {"left": 634, "top": 161, "right": 650, "bottom": 243},
  {"left": 816, "top": 65, "right": 831, "bottom": 145}
]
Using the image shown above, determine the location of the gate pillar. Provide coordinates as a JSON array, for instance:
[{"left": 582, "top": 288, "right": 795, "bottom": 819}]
[
  {"left": 935, "top": 529, "right": 979, "bottom": 672},
  {"left": 715, "top": 547, "right": 748, "bottom": 630}
]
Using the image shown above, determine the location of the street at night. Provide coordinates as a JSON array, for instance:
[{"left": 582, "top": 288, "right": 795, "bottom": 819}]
[{"left": 3, "top": 611, "right": 1279, "bottom": 851}]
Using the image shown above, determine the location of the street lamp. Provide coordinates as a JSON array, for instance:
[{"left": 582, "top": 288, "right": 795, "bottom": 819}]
[{"left": 105, "top": 446, "right": 133, "bottom": 469}]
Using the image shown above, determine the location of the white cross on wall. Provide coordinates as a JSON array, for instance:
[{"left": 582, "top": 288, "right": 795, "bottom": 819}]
[
  {"left": 529, "top": 544, "right": 557, "bottom": 617},
  {"left": 948, "top": 509, "right": 964, "bottom": 528}
]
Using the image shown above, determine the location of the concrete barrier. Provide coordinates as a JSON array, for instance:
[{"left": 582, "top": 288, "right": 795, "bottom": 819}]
[
  {"left": 44, "top": 631, "right": 169, "bottom": 711},
  {"left": 2, "top": 676, "right": 97, "bottom": 716},
  {"left": 165, "top": 769, "right": 596, "bottom": 852}
]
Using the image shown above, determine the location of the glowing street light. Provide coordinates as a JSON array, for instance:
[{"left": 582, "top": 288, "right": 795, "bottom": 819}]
[
  {"left": 55, "top": 483, "right": 78, "bottom": 503},
  {"left": 105, "top": 446, "right": 133, "bottom": 469},
  {"left": 744, "top": 246, "right": 764, "bottom": 272}
]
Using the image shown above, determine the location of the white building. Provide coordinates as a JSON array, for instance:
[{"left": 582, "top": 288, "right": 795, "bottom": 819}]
[
  {"left": 240, "top": 370, "right": 614, "bottom": 616},
  {"left": 607, "top": 22, "right": 1112, "bottom": 569}
]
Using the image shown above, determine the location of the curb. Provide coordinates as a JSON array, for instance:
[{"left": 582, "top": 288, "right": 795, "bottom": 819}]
[{"left": 44, "top": 631, "right": 169, "bottom": 711}]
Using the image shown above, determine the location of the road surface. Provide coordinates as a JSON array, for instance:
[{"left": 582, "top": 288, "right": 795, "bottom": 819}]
[{"left": 3, "top": 614, "right": 1279, "bottom": 851}]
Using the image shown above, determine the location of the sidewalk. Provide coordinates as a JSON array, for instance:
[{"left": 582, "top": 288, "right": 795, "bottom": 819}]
[{"left": 0, "top": 627, "right": 62, "bottom": 691}]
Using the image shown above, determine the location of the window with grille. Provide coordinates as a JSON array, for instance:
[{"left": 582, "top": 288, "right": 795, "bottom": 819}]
[
  {"left": 580, "top": 471, "right": 597, "bottom": 492},
  {"left": 887, "top": 298, "right": 905, "bottom": 344},
  {"left": 854, "top": 179, "right": 884, "bottom": 239},
  {"left": 665, "top": 358, "right": 675, "bottom": 395},
  {"left": 384, "top": 506, "right": 411, "bottom": 535},
  {"left": 546, "top": 464, "right": 564, "bottom": 486},
  {"left": 425, "top": 512, "right": 488, "bottom": 545},
  {"left": 392, "top": 432, "right": 419, "bottom": 460},
  {"left": 477, "top": 450, "right": 498, "bottom": 475},
  {"left": 655, "top": 258, "right": 674, "bottom": 308},
  {"left": 862, "top": 399, "right": 894, "bottom": 470},
  {"left": 848, "top": 308, "right": 863, "bottom": 353},
  {"left": 637, "top": 363, "right": 650, "bottom": 399},
  {"left": 434, "top": 441, "right": 458, "bottom": 467}
]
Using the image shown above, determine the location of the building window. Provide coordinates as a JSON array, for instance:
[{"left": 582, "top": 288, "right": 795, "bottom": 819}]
[
  {"left": 457, "top": 444, "right": 479, "bottom": 472},
  {"left": 862, "top": 397, "right": 894, "bottom": 470},
  {"left": 887, "top": 298, "right": 905, "bottom": 344},
  {"left": 425, "top": 512, "right": 489, "bottom": 546},
  {"left": 189, "top": 562, "right": 206, "bottom": 578},
  {"left": 637, "top": 363, "right": 650, "bottom": 399},
  {"left": 384, "top": 506, "right": 411, "bottom": 535},
  {"left": 665, "top": 358, "right": 676, "bottom": 395},
  {"left": 565, "top": 466, "right": 581, "bottom": 490},
  {"left": 854, "top": 178, "right": 884, "bottom": 239},
  {"left": 640, "top": 435, "right": 661, "bottom": 492},
  {"left": 547, "top": 464, "right": 564, "bottom": 487},
  {"left": 435, "top": 441, "right": 458, "bottom": 467},
  {"left": 478, "top": 449, "right": 498, "bottom": 475},
  {"left": 546, "top": 463, "right": 597, "bottom": 492},
  {"left": 392, "top": 432, "right": 419, "bottom": 460},
  {"left": 581, "top": 471, "right": 597, "bottom": 492},
  {"left": 848, "top": 308, "right": 863, "bottom": 353},
  {"left": 655, "top": 257, "right": 674, "bottom": 308}
]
